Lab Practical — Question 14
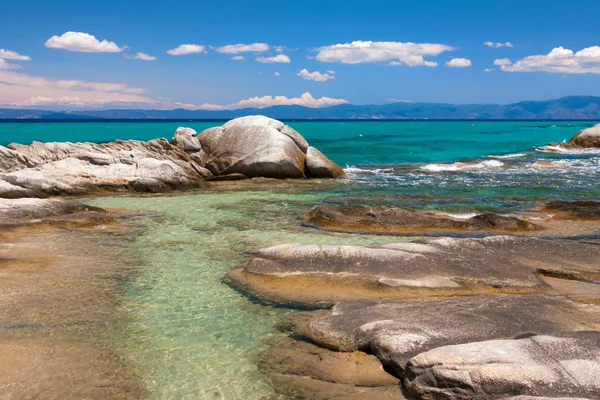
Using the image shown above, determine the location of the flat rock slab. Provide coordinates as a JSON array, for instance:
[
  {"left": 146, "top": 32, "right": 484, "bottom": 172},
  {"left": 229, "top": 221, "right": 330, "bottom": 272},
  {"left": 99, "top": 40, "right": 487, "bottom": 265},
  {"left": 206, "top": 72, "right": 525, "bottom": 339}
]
[
  {"left": 284, "top": 295, "right": 600, "bottom": 377},
  {"left": 227, "top": 236, "right": 600, "bottom": 307},
  {"left": 305, "top": 205, "right": 541, "bottom": 235},
  {"left": 541, "top": 200, "right": 600, "bottom": 221},
  {"left": 404, "top": 331, "right": 600, "bottom": 400}
]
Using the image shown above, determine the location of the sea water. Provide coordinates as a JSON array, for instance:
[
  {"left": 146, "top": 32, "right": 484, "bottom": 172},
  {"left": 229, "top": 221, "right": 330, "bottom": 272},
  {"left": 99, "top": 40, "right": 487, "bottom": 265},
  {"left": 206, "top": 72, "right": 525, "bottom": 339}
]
[{"left": 1, "top": 120, "right": 599, "bottom": 398}]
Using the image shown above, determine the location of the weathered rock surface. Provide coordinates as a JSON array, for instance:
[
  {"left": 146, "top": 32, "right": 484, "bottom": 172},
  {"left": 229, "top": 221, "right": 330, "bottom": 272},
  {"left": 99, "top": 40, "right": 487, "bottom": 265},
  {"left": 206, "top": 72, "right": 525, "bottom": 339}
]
[
  {"left": 0, "top": 198, "right": 113, "bottom": 228},
  {"left": 306, "top": 147, "right": 348, "bottom": 179},
  {"left": 283, "top": 296, "right": 600, "bottom": 375},
  {"left": 567, "top": 124, "right": 600, "bottom": 148},
  {"left": 305, "top": 205, "right": 540, "bottom": 235},
  {"left": 198, "top": 116, "right": 345, "bottom": 179},
  {"left": 227, "top": 236, "right": 600, "bottom": 307},
  {"left": 0, "top": 117, "right": 345, "bottom": 198},
  {"left": 404, "top": 331, "right": 600, "bottom": 400},
  {"left": 541, "top": 200, "right": 600, "bottom": 221}
]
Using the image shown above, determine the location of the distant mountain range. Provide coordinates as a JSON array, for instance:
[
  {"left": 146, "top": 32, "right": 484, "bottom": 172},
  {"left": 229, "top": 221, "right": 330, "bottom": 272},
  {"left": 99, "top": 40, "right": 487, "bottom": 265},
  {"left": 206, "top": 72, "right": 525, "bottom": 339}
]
[{"left": 2, "top": 96, "right": 600, "bottom": 120}]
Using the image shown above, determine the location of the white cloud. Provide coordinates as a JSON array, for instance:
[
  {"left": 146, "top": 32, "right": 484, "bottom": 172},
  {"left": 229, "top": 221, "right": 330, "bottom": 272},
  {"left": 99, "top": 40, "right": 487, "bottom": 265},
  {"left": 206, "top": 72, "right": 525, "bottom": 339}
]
[
  {"left": 213, "top": 43, "right": 269, "bottom": 54},
  {"left": 231, "top": 55, "right": 244, "bottom": 60},
  {"left": 274, "top": 72, "right": 280, "bottom": 76},
  {"left": 179, "top": 92, "right": 348, "bottom": 110},
  {"left": 274, "top": 46, "right": 285, "bottom": 53},
  {"left": 484, "top": 68, "right": 495, "bottom": 72},
  {"left": 256, "top": 54, "right": 291, "bottom": 63},
  {"left": 484, "top": 41, "right": 514, "bottom": 48},
  {"left": 493, "top": 58, "right": 512, "bottom": 66},
  {"left": 297, "top": 69, "right": 335, "bottom": 82},
  {"left": 0, "top": 71, "right": 150, "bottom": 108},
  {"left": 501, "top": 46, "right": 600, "bottom": 74},
  {"left": 314, "top": 40, "right": 454, "bottom": 66},
  {"left": 325, "top": 70, "right": 336, "bottom": 74},
  {"left": 124, "top": 52, "right": 156, "bottom": 61},
  {"left": 445, "top": 58, "right": 472, "bottom": 68},
  {"left": 167, "top": 44, "right": 206, "bottom": 56},
  {"left": 0, "top": 49, "right": 31, "bottom": 61},
  {"left": 0, "top": 59, "right": 22, "bottom": 70},
  {"left": 44, "top": 31, "right": 124, "bottom": 53}
]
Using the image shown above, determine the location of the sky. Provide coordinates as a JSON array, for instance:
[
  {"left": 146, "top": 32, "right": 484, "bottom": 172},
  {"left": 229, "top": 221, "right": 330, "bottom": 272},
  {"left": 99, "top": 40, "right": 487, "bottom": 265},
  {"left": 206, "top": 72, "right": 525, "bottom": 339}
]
[{"left": 2, "top": 0, "right": 600, "bottom": 110}]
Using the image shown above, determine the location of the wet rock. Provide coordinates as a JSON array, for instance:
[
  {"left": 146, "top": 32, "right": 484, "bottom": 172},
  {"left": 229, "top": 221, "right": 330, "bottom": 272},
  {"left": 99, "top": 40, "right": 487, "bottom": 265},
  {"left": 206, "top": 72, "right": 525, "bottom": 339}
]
[
  {"left": 567, "top": 124, "right": 600, "bottom": 148},
  {"left": 258, "top": 336, "right": 399, "bottom": 387},
  {"left": 306, "top": 147, "right": 348, "bottom": 179},
  {"left": 541, "top": 200, "right": 600, "bottom": 221},
  {"left": 285, "top": 295, "right": 600, "bottom": 376},
  {"left": 204, "top": 173, "right": 248, "bottom": 181},
  {"left": 304, "top": 205, "right": 540, "bottom": 235},
  {"left": 404, "top": 331, "right": 600, "bottom": 400},
  {"left": 227, "top": 237, "right": 600, "bottom": 308}
]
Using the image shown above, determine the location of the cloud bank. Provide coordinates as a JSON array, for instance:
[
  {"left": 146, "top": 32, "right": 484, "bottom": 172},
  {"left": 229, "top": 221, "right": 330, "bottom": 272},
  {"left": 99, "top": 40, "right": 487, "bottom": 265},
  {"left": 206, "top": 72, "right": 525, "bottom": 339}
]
[
  {"left": 501, "top": 46, "right": 600, "bottom": 74},
  {"left": 45, "top": 32, "right": 124, "bottom": 53},
  {"left": 315, "top": 40, "right": 454, "bottom": 66},
  {"left": 179, "top": 92, "right": 348, "bottom": 110}
]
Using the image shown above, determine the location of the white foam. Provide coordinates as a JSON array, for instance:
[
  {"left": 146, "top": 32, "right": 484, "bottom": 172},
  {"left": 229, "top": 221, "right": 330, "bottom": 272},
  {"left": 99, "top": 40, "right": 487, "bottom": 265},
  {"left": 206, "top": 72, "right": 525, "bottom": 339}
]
[
  {"left": 421, "top": 159, "right": 504, "bottom": 172},
  {"left": 536, "top": 145, "right": 600, "bottom": 155},
  {"left": 436, "top": 212, "right": 478, "bottom": 220},
  {"left": 486, "top": 153, "right": 527, "bottom": 159}
]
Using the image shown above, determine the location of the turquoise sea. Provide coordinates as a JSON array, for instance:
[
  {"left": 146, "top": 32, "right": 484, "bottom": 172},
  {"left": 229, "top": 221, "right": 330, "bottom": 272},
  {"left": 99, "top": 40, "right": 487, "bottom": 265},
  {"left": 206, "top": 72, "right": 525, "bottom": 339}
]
[{"left": 2, "top": 120, "right": 599, "bottom": 399}]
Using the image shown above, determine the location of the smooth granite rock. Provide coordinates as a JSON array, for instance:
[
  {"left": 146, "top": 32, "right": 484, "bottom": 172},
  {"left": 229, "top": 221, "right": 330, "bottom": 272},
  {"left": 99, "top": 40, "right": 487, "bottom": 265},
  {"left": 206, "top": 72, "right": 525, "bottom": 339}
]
[
  {"left": 304, "top": 205, "right": 540, "bottom": 235},
  {"left": 567, "top": 124, "right": 600, "bottom": 148},
  {"left": 284, "top": 296, "right": 600, "bottom": 375},
  {"left": 306, "top": 147, "right": 348, "bottom": 179},
  {"left": 227, "top": 236, "right": 600, "bottom": 307},
  {"left": 404, "top": 331, "right": 600, "bottom": 400},
  {"left": 171, "top": 127, "right": 202, "bottom": 152}
]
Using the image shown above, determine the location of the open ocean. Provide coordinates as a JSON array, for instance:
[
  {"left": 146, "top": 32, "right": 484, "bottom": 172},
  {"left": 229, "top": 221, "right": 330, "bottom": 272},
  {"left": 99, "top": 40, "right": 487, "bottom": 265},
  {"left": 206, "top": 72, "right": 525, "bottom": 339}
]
[{"left": 2, "top": 120, "right": 599, "bottom": 399}]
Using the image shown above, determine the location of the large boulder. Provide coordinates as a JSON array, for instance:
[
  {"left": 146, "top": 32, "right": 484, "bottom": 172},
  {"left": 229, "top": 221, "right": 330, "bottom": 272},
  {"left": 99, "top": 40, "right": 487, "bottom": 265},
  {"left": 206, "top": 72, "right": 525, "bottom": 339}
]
[
  {"left": 567, "top": 124, "right": 600, "bottom": 148},
  {"left": 404, "top": 332, "right": 600, "bottom": 400},
  {"left": 198, "top": 116, "right": 345, "bottom": 179}
]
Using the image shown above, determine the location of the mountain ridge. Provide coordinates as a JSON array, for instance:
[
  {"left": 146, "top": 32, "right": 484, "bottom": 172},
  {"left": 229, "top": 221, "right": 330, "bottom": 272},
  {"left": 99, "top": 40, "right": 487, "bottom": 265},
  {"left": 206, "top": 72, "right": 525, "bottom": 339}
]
[{"left": 2, "top": 96, "right": 600, "bottom": 120}]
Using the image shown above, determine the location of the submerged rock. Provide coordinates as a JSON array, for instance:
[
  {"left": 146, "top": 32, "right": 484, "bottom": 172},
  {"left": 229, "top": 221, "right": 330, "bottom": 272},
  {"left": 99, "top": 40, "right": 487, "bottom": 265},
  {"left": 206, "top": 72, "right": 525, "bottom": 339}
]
[
  {"left": 541, "top": 200, "right": 600, "bottom": 220},
  {"left": 304, "top": 205, "right": 540, "bottom": 235},
  {"left": 227, "top": 236, "right": 600, "bottom": 308},
  {"left": 404, "top": 331, "right": 600, "bottom": 400}
]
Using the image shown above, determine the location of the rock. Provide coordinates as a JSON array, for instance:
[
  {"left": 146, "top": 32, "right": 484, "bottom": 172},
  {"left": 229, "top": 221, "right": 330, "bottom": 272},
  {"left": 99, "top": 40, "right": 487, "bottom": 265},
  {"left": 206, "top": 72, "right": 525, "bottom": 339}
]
[
  {"left": 404, "top": 331, "right": 600, "bottom": 400},
  {"left": 541, "top": 200, "right": 600, "bottom": 221},
  {"left": 171, "top": 127, "right": 202, "bottom": 152},
  {"left": 306, "top": 147, "right": 348, "bottom": 179},
  {"left": 198, "top": 116, "right": 345, "bottom": 179},
  {"left": 204, "top": 173, "right": 248, "bottom": 181},
  {"left": 0, "top": 198, "right": 113, "bottom": 228},
  {"left": 567, "top": 124, "right": 600, "bottom": 148},
  {"left": 284, "top": 296, "right": 600, "bottom": 376},
  {"left": 258, "top": 336, "right": 399, "bottom": 387},
  {"left": 304, "top": 205, "right": 540, "bottom": 235},
  {"left": 227, "top": 236, "right": 600, "bottom": 308}
]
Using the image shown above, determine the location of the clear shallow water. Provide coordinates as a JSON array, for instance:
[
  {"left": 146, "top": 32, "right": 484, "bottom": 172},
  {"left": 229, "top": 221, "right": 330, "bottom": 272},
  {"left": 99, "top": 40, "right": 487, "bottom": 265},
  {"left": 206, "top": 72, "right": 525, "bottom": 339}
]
[{"left": 3, "top": 120, "right": 599, "bottom": 397}]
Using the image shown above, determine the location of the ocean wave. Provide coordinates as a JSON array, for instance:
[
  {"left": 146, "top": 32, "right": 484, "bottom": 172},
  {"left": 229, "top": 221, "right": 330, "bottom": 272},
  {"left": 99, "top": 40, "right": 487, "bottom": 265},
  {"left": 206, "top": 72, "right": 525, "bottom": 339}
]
[
  {"left": 486, "top": 153, "right": 527, "bottom": 159},
  {"left": 536, "top": 145, "right": 600, "bottom": 154},
  {"left": 421, "top": 160, "right": 504, "bottom": 172},
  {"left": 436, "top": 212, "right": 478, "bottom": 219},
  {"left": 344, "top": 166, "right": 395, "bottom": 175}
]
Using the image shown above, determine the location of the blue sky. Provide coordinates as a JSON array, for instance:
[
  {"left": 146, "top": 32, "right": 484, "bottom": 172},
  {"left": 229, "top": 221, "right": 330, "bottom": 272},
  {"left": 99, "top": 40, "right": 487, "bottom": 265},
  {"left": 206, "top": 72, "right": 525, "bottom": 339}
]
[{"left": 2, "top": 0, "right": 600, "bottom": 109}]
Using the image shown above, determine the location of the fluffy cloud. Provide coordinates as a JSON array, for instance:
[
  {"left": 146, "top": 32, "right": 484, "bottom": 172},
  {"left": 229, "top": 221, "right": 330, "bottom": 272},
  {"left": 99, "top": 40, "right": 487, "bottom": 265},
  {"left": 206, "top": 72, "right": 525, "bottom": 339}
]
[
  {"left": 231, "top": 55, "right": 244, "bottom": 60},
  {"left": 484, "top": 41, "right": 514, "bottom": 48},
  {"left": 445, "top": 58, "right": 472, "bottom": 68},
  {"left": 167, "top": 44, "right": 206, "bottom": 56},
  {"left": 297, "top": 69, "right": 335, "bottom": 81},
  {"left": 501, "top": 46, "right": 600, "bottom": 74},
  {"left": 0, "top": 49, "right": 31, "bottom": 61},
  {"left": 0, "top": 59, "right": 22, "bottom": 70},
  {"left": 45, "top": 32, "right": 123, "bottom": 53},
  {"left": 256, "top": 54, "right": 291, "bottom": 63},
  {"left": 493, "top": 58, "right": 512, "bottom": 66},
  {"left": 0, "top": 71, "right": 150, "bottom": 108},
  {"left": 314, "top": 41, "right": 454, "bottom": 66},
  {"left": 213, "top": 43, "right": 269, "bottom": 54},
  {"left": 124, "top": 52, "right": 156, "bottom": 61},
  {"left": 484, "top": 68, "right": 495, "bottom": 72}
]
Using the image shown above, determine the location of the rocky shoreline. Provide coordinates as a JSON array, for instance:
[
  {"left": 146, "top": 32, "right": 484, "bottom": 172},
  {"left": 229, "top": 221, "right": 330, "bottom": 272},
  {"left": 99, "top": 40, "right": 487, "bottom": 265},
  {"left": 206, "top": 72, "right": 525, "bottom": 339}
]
[{"left": 1, "top": 117, "right": 599, "bottom": 399}]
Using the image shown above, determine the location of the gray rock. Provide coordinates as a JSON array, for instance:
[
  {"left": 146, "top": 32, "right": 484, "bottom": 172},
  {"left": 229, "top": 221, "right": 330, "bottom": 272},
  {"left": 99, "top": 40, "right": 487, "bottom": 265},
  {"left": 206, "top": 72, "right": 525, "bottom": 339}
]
[
  {"left": 306, "top": 147, "right": 348, "bottom": 179},
  {"left": 404, "top": 331, "right": 600, "bottom": 400},
  {"left": 284, "top": 295, "right": 600, "bottom": 376},
  {"left": 198, "top": 118, "right": 307, "bottom": 178},
  {"left": 227, "top": 236, "right": 600, "bottom": 307},
  {"left": 222, "top": 115, "right": 310, "bottom": 152},
  {"left": 171, "top": 127, "right": 202, "bottom": 152}
]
